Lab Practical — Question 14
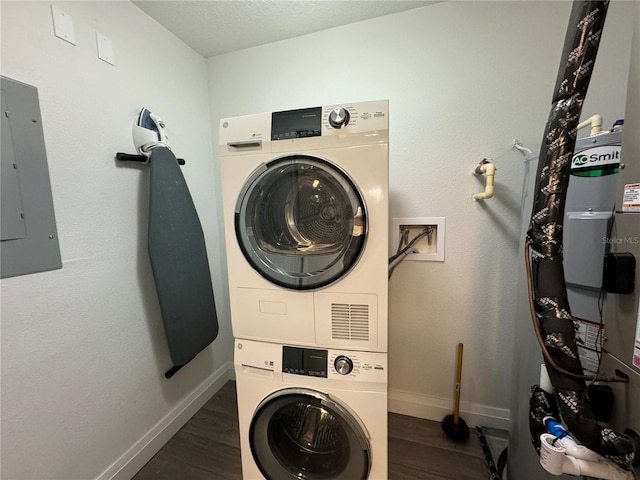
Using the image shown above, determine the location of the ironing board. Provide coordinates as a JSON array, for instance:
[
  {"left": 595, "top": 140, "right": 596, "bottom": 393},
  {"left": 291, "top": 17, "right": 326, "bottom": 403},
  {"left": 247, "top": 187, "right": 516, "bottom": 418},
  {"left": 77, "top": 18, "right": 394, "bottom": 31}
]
[{"left": 145, "top": 147, "right": 218, "bottom": 377}]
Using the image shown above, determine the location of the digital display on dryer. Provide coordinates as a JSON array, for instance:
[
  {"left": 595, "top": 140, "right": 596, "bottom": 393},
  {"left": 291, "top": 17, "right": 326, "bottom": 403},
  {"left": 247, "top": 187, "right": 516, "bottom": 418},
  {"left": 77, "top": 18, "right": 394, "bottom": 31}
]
[
  {"left": 282, "top": 346, "right": 327, "bottom": 377},
  {"left": 271, "top": 107, "right": 322, "bottom": 140}
]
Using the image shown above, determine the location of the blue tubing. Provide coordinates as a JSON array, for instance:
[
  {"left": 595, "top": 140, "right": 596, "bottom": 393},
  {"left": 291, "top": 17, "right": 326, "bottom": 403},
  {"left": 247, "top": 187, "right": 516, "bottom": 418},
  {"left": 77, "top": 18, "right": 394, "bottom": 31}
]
[{"left": 544, "top": 416, "right": 570, "bottom": 439}]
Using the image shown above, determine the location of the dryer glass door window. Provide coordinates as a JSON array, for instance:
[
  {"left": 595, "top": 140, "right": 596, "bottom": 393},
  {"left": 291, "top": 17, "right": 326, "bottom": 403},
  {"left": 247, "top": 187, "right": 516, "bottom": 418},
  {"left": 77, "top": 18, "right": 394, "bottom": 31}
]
[
  {"left": 250, "top": 389, "right": 371, "bottom": 480},
  {"left": 235, "top": 156, "right": 366, "bottom": 290}
]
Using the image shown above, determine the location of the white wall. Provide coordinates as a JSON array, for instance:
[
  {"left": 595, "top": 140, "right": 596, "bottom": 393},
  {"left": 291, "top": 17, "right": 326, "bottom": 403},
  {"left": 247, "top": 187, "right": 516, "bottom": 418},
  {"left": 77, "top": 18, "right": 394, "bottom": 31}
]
[
  {"left": 207, "top": 1, "right": 634, "bottom": 428},
  {"left": 0, "top": 2, "right": 233, "bottom": 479}
]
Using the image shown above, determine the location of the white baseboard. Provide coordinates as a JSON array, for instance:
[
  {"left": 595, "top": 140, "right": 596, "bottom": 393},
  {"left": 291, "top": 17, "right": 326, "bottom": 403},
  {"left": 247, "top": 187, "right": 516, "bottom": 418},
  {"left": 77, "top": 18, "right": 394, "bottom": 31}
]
[
  {"left": 388, "top": 388, "right": 510, "bottom": 431},
  {"left": 227, "top": 365, "right": 236, "bottom": 381},
  {"left": 96, "top": 361, "right": 234, "bottom": 480}
]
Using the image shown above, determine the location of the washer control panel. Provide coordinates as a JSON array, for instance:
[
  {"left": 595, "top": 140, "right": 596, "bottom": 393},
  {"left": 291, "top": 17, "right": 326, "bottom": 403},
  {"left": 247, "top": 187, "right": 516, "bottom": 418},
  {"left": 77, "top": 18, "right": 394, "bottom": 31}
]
[
  {"left": 234, "top": 339, "right": 386, "bottom": 383},
  {"left": 327, "top": 351, "right": 386, "bottom": 380},
  {"left": 279, "top": 344, "right": 386, "bottom": 381},
  {"left": 282, "top": 345, "right": 328, "bottom": 377}
]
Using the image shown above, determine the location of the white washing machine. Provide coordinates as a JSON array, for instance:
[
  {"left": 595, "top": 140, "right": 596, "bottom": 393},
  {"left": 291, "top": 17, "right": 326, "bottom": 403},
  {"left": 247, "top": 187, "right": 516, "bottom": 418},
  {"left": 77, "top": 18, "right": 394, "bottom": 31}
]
[
  {"left": 234, "top": 339, "right": 387, "bottom": 480},
  {"left": 219, "top": 100, "right": 389, "bottom": 352}
]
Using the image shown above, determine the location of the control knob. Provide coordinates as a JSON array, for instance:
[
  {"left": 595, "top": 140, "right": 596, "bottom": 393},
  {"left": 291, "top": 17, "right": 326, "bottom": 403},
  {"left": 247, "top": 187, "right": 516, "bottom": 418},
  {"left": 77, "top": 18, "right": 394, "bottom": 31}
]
[
  {"left": 334, "top": 355, "right": 354, "bottom": 375},
  {"left": 328, "top": 108, "right": 350, "bottom": 129}
]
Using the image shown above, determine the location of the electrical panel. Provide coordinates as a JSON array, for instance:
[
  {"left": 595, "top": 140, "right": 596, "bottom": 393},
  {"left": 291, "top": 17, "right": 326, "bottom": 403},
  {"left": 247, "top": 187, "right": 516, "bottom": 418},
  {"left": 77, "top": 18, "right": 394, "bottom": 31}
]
[{"left": 1, "top": 76, "right": 61, "bottom": 278}]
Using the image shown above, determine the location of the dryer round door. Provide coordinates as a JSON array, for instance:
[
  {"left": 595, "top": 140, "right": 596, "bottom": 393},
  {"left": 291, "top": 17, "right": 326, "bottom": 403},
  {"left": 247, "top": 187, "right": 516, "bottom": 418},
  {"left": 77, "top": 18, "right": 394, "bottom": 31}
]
[
  {"left": 249, "top": 388, "right": 371, "bottom": 480},
  {"left": 235, "top": 155, "right": 367, "bottom": 290}
]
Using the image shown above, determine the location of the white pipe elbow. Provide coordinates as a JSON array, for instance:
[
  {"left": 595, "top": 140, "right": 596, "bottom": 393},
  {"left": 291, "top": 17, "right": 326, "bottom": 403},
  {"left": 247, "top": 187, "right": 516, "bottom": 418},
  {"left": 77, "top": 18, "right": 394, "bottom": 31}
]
[
  {"left": 578, "top": 114, "right": 603, "bottom": 136},
  {"left": 540, "top": 434, "right": 634, "bottom": 480},
  {"left": 555, "top": 435, "right": 605, "bottom": 463},
  {"left": 472, "top": 162, "right": 495, "bottom": 200}
]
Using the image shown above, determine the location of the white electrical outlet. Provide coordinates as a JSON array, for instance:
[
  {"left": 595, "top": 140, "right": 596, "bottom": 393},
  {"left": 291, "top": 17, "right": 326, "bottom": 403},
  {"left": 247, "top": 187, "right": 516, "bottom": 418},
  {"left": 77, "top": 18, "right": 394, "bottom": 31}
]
[{"left": 391, "top": 217, "right": 445, "bottom": 262}]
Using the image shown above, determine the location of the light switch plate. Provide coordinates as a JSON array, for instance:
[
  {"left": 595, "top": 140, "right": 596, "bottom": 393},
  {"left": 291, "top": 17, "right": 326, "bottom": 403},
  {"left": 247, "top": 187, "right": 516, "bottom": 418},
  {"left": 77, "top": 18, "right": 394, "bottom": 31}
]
[
  {"left": 51, "top": 6, "right": 76, "bottom": 45},
  {"left": 95, "top": 31, "right": 115, "bottom": 66}
]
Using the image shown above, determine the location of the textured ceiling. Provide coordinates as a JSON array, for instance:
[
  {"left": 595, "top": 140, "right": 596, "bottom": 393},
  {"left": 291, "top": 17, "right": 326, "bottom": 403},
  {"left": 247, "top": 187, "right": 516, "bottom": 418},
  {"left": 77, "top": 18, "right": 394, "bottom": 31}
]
[{"left": 133, "top": 0, "right": 438, "bottom": 58}]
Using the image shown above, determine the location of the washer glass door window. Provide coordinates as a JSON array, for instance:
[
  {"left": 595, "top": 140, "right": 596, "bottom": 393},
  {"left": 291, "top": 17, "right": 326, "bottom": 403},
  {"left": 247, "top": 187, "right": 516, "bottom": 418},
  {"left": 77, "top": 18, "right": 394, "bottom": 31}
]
[
  {"left": 250, "top": 389, "right": 371, "bottom": 480},
  {"left": 235, "top": 156, "right": 366, "bottom": 290}
]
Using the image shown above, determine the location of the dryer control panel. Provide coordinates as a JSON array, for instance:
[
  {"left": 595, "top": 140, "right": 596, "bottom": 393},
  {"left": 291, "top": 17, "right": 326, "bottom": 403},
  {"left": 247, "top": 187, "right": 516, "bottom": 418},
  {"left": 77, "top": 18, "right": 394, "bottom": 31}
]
[
  {"left": 271, "top": 107, "right": 322, "bottom": 140},
  {"left": 269, "top": 100, "right": 388, "bottom": 140},
  {"left": 320, "top": 101, "right": 388, "bottom": 135},
  {"left": 220, "top": 99, "right": 388, "bottom": 156}
]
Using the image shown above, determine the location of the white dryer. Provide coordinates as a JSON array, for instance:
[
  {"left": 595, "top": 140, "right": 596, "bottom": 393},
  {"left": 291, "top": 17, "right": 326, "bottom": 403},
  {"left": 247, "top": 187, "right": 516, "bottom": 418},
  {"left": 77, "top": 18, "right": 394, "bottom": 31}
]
[
  {"left": 234, "top": 339, "right": 387, "bottom": 480},
  {"left": 220, "top": 100, "right": 389, "bottom": 352}
]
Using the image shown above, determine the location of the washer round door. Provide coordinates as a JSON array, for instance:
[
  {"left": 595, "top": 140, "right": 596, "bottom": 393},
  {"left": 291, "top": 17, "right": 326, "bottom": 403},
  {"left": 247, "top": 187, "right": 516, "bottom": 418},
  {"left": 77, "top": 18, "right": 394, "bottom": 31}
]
[
  {"left": 249, "top": 388, "right": 371, "bottom": 480},
  {"left": 235, "top": 155, "right": 367, "bottom": 290}
]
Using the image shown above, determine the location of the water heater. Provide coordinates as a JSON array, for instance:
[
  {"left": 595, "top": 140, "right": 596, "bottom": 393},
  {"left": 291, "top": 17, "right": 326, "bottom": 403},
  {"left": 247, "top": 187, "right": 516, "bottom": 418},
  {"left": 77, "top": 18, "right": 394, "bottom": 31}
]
[
  {"left": 509, "top": 129, "right": 627, "bottom": 480},
  {"left": 509, "top": 7, "right": 640, "bottom": 473}
]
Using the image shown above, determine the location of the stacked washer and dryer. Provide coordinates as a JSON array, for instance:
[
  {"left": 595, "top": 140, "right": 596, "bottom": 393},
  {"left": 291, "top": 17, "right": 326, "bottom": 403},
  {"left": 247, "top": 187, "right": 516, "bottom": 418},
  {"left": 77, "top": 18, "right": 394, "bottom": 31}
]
[{"left": 219, "top": 100, "right": 389, "bottom": 480}]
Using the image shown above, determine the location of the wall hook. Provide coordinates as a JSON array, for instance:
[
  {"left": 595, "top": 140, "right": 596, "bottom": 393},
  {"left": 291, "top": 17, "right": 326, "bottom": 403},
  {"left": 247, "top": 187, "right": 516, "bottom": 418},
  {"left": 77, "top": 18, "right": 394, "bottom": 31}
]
[{"left": 116, "top": 152, "right": 185, "bottom": 165}]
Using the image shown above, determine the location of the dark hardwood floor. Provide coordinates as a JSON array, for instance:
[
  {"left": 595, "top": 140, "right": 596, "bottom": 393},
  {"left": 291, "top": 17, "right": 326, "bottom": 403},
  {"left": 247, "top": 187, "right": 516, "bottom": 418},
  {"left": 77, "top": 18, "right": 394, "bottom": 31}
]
[{"left": 133, "top": 381, "right": 489, "bottom": 480}]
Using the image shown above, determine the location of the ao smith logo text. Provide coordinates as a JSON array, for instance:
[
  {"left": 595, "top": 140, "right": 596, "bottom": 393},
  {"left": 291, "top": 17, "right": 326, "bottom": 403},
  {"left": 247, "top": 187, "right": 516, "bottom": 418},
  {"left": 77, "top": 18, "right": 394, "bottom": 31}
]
[{"left": 570, "top": 145, "right": 621, "bottom": 177}]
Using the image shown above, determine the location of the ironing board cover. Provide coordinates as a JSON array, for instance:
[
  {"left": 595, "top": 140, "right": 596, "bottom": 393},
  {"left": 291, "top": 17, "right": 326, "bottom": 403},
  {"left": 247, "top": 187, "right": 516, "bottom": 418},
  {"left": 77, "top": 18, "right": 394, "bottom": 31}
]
[{"left": 148, "top": 147, "right": 218, "bottom": 368}]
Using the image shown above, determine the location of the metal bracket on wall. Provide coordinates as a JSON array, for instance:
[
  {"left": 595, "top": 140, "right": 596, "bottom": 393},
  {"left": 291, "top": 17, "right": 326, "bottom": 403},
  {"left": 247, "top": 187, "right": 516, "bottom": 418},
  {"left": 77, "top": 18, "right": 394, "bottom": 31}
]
[{"left": 116, "top": 152, "right": 185, "bottom": 165}]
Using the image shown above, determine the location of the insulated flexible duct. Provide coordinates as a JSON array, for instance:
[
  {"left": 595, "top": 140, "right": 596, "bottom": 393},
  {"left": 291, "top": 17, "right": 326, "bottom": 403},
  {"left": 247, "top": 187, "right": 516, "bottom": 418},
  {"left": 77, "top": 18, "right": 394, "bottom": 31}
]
[{"left": 526, "top": 0, "right": 640, "bottom": 470}]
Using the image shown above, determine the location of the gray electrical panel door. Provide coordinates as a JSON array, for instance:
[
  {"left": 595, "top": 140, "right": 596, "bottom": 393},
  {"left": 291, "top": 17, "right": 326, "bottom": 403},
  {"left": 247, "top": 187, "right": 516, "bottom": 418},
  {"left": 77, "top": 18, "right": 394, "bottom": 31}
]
[
  {"left": 1, "top": 76, "right": 61, "bottom": 278},
  {"left": 1, "top": 89, "right": 27, "bottom": 241}
]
